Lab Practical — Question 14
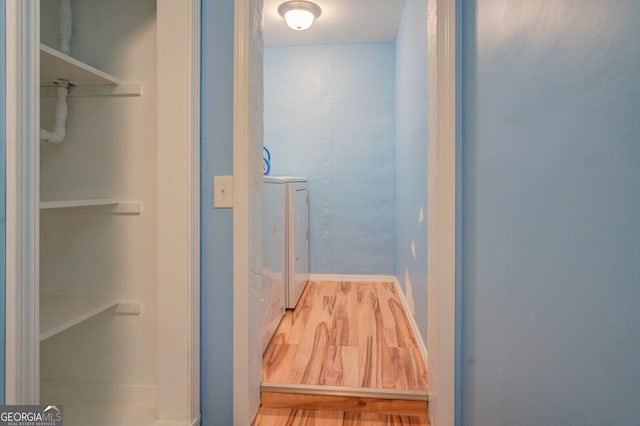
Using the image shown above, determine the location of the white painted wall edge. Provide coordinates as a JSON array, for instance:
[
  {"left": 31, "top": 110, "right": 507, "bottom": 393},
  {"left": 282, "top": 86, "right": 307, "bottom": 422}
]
[{"left": 4, "top": 0, "right": 40, "bottom": 404}]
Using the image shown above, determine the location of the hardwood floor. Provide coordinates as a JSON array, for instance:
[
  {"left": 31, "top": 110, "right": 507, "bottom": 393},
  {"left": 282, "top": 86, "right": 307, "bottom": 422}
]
[
  {"left": 263, "top": 281, "right": 428, "bottom": 391},
  {"left": 258, "top": 280, "right": 429, "bottom": 425},
  {"left": 253, "top": 408, "right": 430, "bottom": 425}
]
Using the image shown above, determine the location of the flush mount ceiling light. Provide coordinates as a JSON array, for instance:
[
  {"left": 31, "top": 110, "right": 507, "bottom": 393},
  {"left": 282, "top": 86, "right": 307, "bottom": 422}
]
[{"left": 278, "top": 0, "right": 322, "bottom": 31}]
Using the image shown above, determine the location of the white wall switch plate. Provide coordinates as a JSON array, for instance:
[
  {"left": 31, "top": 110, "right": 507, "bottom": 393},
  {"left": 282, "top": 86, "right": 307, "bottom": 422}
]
[{"left": 214, "top": 175, "right": 234, "bottom": 208}]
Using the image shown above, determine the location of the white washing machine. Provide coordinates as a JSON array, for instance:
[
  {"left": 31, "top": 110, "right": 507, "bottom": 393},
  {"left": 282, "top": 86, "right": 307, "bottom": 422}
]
[
  {"left": 263, "top": 176, "right": 309, "bottom": 311},
  {"left": 283, "top": 177, "right": 310, "bottom": 309},
  {"left": 262, "top": 177, "right": 286, "bottom": 350}
]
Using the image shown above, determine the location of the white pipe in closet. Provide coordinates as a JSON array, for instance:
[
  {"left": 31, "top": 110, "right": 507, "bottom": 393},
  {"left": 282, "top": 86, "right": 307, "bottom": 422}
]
[
  {"left": 40, "top": 1, "right": 72, "bottom": 144},
  {"left": 40, "top": 80, "right": 70, "bottom": 144},
  {"left": 59, "top": 0, "right": 72, "bottom": 55}
]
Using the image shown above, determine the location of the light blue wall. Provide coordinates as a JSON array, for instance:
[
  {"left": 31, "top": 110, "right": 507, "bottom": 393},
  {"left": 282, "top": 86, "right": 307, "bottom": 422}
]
[
  {"left": 460, "top": 0, "right": 640, "bottom": 425},
  {"left": 394, "top": 0, "right": 428, "bottom": 340},
  {"left": 264, "top": 44, "right": 396, "bottom": 274},
  {"left": 200, "top": 0, "right": 234, "bottom": 424},
  {"left": 0, "top": 0, "right": 6, "bottom": 404}
]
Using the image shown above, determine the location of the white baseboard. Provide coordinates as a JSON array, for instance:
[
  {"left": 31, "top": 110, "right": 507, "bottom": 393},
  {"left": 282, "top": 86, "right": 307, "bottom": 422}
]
[
  {"left": 392, "top": 277, "right": 428, "bottom": 370},
  {"left": 156, "top": 419, "right": 200, "bottom": 426},
  {"left": 307, "top": 273, "right": 429, "bottom": 370},
  {"left": 308, "top": 273, "right": 396, "bottom": 283},
  {"left": 40, "top": 380, "right": 157, "bottom": 405},
  {"left": 41, "top": 380, "right": 199, "bottom": 426},
  {"left": 41, "top": 381, "right": 157, "bottom": 425}
]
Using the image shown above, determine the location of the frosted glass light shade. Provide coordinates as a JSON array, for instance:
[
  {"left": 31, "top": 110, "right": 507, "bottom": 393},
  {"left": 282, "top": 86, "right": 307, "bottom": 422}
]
[
  {"left": 284, "top": 9, "right": 315, "bottom": 31},
  {"left": 278, "top": 1, "right": 322, "bottom": 31}
]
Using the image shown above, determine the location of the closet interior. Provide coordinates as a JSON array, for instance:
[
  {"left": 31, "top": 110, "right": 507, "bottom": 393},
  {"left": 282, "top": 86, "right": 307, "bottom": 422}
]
[{"left": 37, "top": 1, "right": 186, "bottom": 424}]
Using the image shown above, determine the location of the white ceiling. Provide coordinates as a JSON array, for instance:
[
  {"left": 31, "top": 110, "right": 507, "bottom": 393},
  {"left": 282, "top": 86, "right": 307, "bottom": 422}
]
[{"left": 263, "top": 0, "right": 406, "bottom": 47}]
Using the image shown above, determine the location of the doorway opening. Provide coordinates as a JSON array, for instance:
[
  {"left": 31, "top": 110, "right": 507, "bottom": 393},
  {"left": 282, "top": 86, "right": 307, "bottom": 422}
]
[
  {"left": 232, "top": 0, "right": 457, "bottom": 424},
  {"left": 258, "top": 0, "right": 427, "bottom": 416}
]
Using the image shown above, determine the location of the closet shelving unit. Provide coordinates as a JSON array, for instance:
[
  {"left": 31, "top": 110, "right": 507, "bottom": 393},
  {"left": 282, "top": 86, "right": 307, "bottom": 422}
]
[
  {"left": 23, "top": 1, "right": 200, "bottom": 423},
  {"left": 40, "top": 295, "right": 121, "bottom": 341},
  {"left": 39, "top": 43, "right": 142, "bottom": 342},
  {"left": 41, "top": 43, "right": 121, "bottom": 86},
  {"left": 28, "top": 1, "right": 198, "bottom": 422},
  {"left": 40, "top": 198, "right": 143, "bottom": 213},
  {"left": 40, "top": 43, "right": 142, "bottom": 96}
]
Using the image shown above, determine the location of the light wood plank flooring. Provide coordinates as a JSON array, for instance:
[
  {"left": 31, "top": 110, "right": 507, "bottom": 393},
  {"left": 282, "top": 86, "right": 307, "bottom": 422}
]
[
  {"left": 263, "top": 281, "right": 428, "bottom": 391},
  {"left": 253, "top": 408, "right": 430, "bottom": 425}
]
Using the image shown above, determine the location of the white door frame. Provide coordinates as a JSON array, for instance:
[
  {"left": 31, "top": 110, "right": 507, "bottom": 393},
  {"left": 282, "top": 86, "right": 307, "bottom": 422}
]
[
  {"left": 232, "top": 0, "right": 259, "bottom": 423},
  {"left": 156, "top": 1, "right": 201, "bottom": 424},
  {"left": 426, "top": 0, "right": 458, "bottom": 424},
  {"left": 4, "top": 1, "right": 201, "bottom": 423},
  {"left": 231, "top": 0, "right": 458, "bottom": 424},
  {"left": 4, "top": 0, "right": 40, "bottom": 404}
]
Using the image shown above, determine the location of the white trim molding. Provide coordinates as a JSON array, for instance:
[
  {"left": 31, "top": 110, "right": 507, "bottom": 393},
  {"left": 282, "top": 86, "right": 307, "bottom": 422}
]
[
  {"left": 189, "top": 1, "right": 202, "bottom": 423},
  {"left": 427, "top": 0, "right": 457, "bottom": 424},
  {"left": 392, "top": 278, "right": 429, "bottom": 372},
  {"left": 156, "top": 0, "right": 201, "bottom": 423},
  {"left": 233, "top": 0, "right": 264, "bottom": 422},
  {"left": 4, "top": 0, "right": 40, "bottom": 404},
  {"left": 233, "top": 0, "right": 253, "bottom": 424}
]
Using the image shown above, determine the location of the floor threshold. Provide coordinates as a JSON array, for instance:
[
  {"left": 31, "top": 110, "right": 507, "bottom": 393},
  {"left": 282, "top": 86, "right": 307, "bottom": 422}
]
[{"left": 262, "top": 382, "right": 428, "bottom": 401}]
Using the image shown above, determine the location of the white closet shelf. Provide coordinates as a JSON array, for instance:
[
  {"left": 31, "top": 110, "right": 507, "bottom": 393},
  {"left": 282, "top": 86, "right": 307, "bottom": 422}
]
[
  {"left": 40, "top": 44, "right": 142, "bottom": 96},
  {"left": 40, "top": 198, "right": 143, "bottom": 214},
  {"left": 40, "top": 295, "right": 120, "bottom": 341}
]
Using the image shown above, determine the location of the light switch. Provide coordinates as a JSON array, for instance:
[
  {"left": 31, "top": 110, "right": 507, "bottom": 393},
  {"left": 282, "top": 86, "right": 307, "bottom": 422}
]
[{"left": 214, "top": 176, "right": 234, "bottom": 208}]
